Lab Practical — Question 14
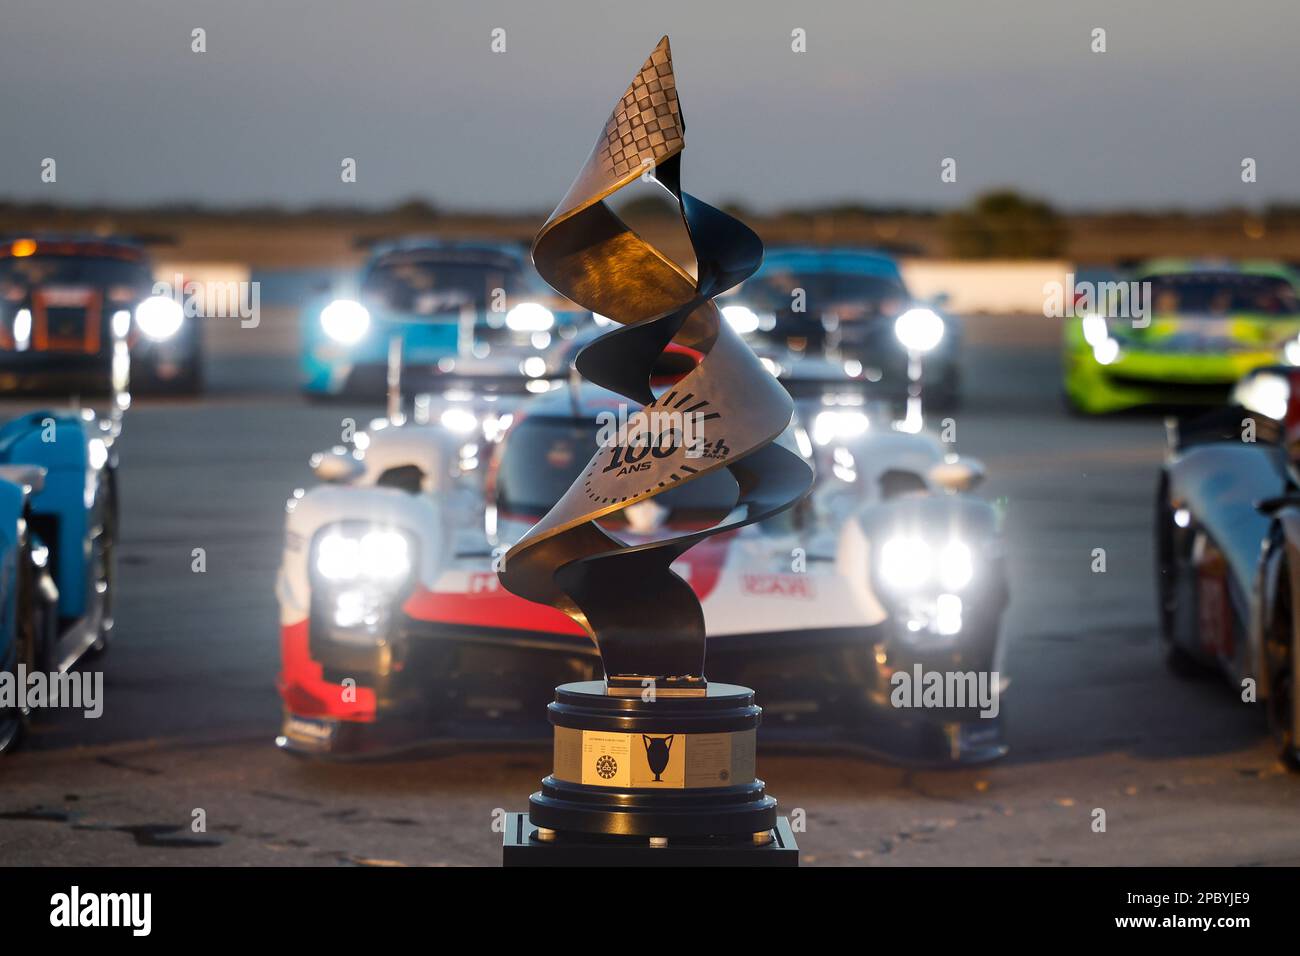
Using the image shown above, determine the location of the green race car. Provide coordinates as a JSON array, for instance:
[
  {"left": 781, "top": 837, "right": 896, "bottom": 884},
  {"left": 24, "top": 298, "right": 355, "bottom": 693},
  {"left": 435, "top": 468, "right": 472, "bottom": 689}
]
[{"left": 1063, "top": 260, "right": 1300, "bottom": 414}]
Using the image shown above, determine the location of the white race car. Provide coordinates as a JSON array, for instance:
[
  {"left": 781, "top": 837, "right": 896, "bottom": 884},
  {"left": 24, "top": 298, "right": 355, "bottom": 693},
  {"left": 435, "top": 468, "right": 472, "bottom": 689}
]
[{"left": 275, "top": 349, "right": 1009, "bottom": 764}]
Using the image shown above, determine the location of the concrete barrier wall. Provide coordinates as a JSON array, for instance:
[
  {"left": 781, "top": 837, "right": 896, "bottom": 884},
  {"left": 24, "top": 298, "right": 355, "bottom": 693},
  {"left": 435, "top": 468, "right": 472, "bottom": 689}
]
[
  {"left": 165, "top": 259, "right": 1077, "bottom": 359},
  {"left": 155, "top": 261, "right": 299, "bottom": 357},
  {"left": 901, "top": 260, "right": 1070, "bottom": 315}
]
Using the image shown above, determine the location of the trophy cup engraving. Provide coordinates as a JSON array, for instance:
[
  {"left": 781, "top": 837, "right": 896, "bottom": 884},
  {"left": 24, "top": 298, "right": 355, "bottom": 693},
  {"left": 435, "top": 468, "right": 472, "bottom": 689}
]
[
  {"left": 642, "top": 735, "right": 673, "bottom": 782},
  {"left": 499, "top": 36, "right": 811, "bottom": 866}
]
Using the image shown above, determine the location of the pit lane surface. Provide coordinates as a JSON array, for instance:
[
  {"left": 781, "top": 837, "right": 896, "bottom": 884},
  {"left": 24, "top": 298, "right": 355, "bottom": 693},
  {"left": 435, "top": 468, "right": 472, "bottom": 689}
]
[{"left": 2, "top": 316, "right": 1298, "bottom": 867}]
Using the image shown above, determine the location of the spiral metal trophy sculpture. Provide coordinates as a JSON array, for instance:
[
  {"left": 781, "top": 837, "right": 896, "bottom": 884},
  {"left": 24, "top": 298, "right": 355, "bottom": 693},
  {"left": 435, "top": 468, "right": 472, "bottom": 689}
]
[{"left": 499, "top": 36, "right": 810, "bottom": 861}]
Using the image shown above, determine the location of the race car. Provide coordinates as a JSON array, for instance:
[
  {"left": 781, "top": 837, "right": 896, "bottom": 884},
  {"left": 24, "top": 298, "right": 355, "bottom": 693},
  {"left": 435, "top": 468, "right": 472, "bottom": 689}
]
[
  {"left": 0, "top": 408, "right": 119, "bottom": 753},
  {"left": 275, "top": 343, "right": 1009, "bottom": 765},
  {"left": 300, "top": 238, "right": 592, "bottom": 398},
  {"left": 715, "top": 247, "right": 961, "bottom": 412},
  {"left": 1155, "top": 365, "right": 1300, "bottom": 767},
  {"left": 0, "top": 236, "right": 202, "bottom": 394},
  {"left": 1064, "top": 259, "right": 1300, "bottom": 414}
]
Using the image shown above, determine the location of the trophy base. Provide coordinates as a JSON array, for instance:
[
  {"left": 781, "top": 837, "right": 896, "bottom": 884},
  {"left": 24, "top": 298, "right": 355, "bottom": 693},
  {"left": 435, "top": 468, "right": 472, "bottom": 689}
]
[
  {"left": 502, "top": 812, "right": 798, "bottom": 867},
  {"left": 526, "top": 680, "right": 780, "bottom": 842}
]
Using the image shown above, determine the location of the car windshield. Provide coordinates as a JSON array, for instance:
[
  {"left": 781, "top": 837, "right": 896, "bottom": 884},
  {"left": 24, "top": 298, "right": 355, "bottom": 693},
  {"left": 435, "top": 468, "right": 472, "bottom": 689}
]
[
  {"left": 1146, "top": 273, "right": 1300, "bottom": 317},
  {"left": 0, "top": 254, "right": 150, "bottom": 301},
  {"left": 736, "top": 269, "right": 907, "bottom": 317},
  {"left": 362, "top": 251, "right": 528, "bottom": 315},
  {"left": 496, "top": 416, "right": 737, "bottom": 518}
]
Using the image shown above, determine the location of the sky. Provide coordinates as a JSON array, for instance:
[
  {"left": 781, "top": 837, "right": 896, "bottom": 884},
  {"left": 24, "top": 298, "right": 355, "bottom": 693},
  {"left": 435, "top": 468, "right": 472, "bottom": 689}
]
[{"left": 1, "top": 0, "right": 1298, "bottom": 212}]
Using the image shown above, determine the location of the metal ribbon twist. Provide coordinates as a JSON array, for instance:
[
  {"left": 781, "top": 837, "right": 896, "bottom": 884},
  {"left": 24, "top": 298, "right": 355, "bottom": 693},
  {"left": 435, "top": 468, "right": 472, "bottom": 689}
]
[{"left": 499, "top": 36, "right": 813, "bottom": 689}]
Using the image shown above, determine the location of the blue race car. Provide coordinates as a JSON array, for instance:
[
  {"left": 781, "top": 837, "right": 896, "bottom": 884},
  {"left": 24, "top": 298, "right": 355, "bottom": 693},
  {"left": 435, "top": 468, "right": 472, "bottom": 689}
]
[
  {"left": 300, "top": 239, "right": 591, "bottom": 398},
  {"left": 717, "top": 247, "right": 962, "bottom": 411},
  {"left": 0, "top": 409, "right": 118, "bottom": 753},
  {"left": 0, "top": 236, "right": 202, "bottom": 395}
]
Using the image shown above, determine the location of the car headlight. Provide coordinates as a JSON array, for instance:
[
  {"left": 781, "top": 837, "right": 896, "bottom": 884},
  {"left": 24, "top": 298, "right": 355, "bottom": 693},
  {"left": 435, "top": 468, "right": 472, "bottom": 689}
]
[
  {"left": 439, "top": 406, "right": 480, "bottom": 434},
  {"left": 320, "top": 299, "right": 371, "bottom": 344},
  {"left": 506, "top": 302, "right": 554, "bottom": 332},
  {"left": 315, "top": 527, "right": 413, "bottom": 584},
  {"left": 111, "top": 309, "right": 132, "bottom": 339},
  {"left": 1080, "top": 313, "right": 1109, "bottom": 347},
  {"left": 812, "top": 409, "right": 869, "bottom": 446},
  {"left": 1092, "top": 337, "right": 1121, "bottom": 365},
  {"left": 880, "top": 535, "right": 974, "bottom": 591},
  {"left": 880, "top": 536, "right": 932, "bottom": 590},
  {"left": 1235, "top": 370, "right": 1291, "bottom": 421},
  {"left": 938, "top": 541, "right": 973, "bottom": 590},
  {"left": 135, "top": 295, "right": 185, "bottom": 341},
  {"left": 12, "top": 308, "right": 31, "bottom": 350},
  {"left": 894, "top": 307, "right": 945, "bottom": 353},
  {"left": 721, "top": 305, "right": 760, "bottom": 335}
]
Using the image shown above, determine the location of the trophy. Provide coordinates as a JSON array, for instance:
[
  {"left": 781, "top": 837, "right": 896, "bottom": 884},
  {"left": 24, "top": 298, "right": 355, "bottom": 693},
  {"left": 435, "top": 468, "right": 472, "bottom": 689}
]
[{"left": 499, "top": 36, "right": 811, "bottom": 865}]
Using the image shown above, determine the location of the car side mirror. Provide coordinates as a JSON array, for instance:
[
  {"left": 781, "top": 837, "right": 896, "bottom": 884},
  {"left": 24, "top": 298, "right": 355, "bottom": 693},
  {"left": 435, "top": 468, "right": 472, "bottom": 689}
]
[
  {"left": 311, "top": 451, "right": 364, "bottom": 484},
  {"left": 1257, "top": 494, "right": 1300, "bottom": 515},
  {"left": 929, "top": 456, "right": 985, "bottom": 493},
  {"left": 0, "top": 464, "right": 46, "bottom": 494}
]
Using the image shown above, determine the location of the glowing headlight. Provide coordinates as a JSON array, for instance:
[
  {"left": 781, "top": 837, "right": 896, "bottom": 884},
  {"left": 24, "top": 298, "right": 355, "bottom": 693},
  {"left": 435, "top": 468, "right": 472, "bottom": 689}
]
[
  {"left": 1092, "top": 337, "right": 1121, "bottom": 366},
  {"left": 721, "top": 305, "right": 760, "bottom": 335},
  {"left": 332, "top": 588, "right": 381, "bottom": 629},
  {"left": 935, "top": 594, "right": 963, "bottom": 636},
  {"left": 1080, "top": 314, "right": 1109, "bottom": 347},
  {"left": 894, "top": 308, "right": 944, "bottom": 353},
  {"left": 938, "top": 541, "right": 973, "bottom": 590},
  {"left": 360, "top": 530, "right": 411, "bottom": 580},
  {"left": 1284, "top": 339, "right": 1300, "bottom": 366},
  {"left": 320, "top": 299, "right": 371, "bottom": 344},
  {"left": 880, "top": 536, "right": 932, "bottom": 590},
  {"left": 812, "top": 409, "right": 869, "bottom": 446},
  {"left": 87, "top": 437, "right": 109, "bottom": 472},
  {"left": 439, "top": 406, "right": 480, "bottom": 434},
  {"left": 111, "top": 309, "right": 132, "bottom": 339},
  {"left": 316, "top": 533, "right": 361, "bottom": 581},
  {"left": 506, "top": 302, "right": 554, "bottom": 332},
  {"left": 12, "top": 308, "right": 31, "bottom": 350},
  {"left": 316, "top": 529, "right": 412, "bottom": 583},
  {"left": 1235, "top": 372, "right": 1290, "bottom": 422},
  {"left": 135, "top": 295, "right": 184, "bottom": 341},
  {"left": 881, "top": 536, "right": 975, "bottom": 591}
]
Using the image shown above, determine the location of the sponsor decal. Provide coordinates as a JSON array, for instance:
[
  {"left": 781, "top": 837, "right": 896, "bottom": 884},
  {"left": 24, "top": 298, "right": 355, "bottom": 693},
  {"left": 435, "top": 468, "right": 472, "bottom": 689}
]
[
  {"left": 742, "top": 572, "right": 815, "bottom": 599},
  {"left": 468, "top": 571, "right": 502, "bottom": 595},
  {"left": 284, "top": 715, "right": 336, "bottom": 743}
]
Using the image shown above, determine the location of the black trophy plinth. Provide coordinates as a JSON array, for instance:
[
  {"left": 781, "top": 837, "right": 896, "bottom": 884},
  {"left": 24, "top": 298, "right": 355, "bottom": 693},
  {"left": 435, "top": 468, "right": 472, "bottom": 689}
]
[
  {"left": 502, "top": 681, "right": 797, "bottom": 866},
  {"left": 502, "top": 813, "right": 798, "bottom": 867}
]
